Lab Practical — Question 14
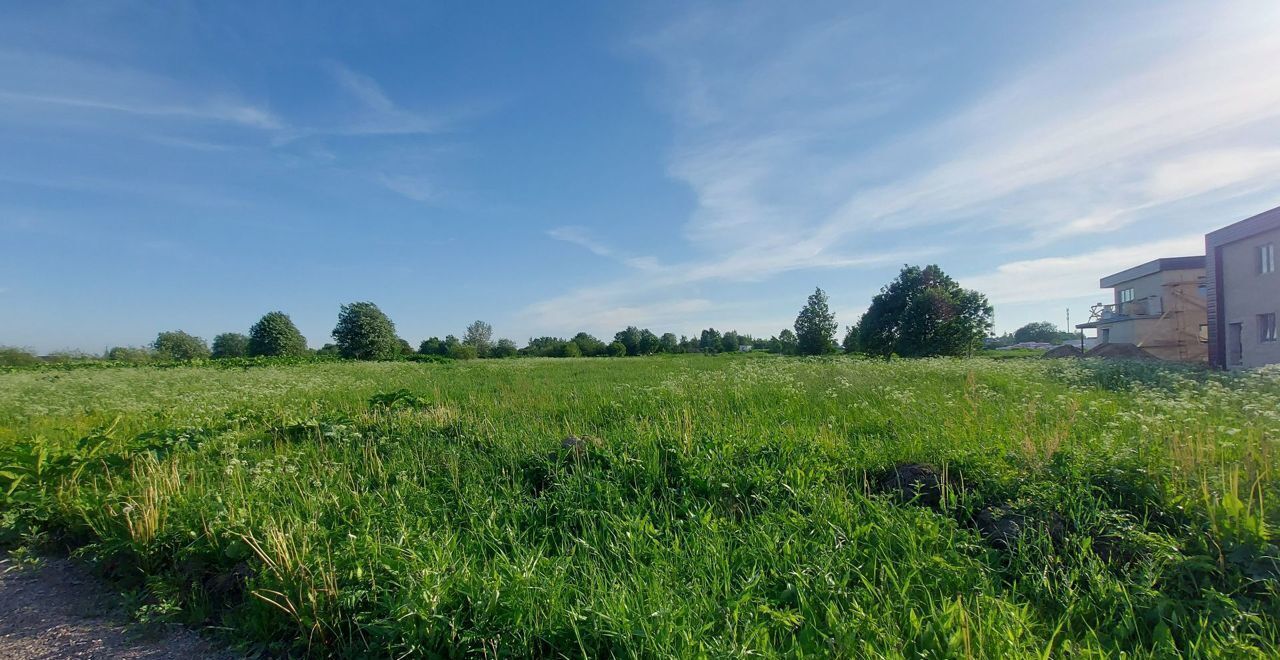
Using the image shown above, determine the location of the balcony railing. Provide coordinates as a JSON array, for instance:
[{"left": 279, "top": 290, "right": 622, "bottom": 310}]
[{"left": 1094, "top": 296, "right": 1162, "bottom": 321}]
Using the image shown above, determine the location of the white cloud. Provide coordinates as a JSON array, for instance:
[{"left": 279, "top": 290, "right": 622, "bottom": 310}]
[
  {"left": 377, "top": 174, "right": 435, "bottom": 202},
  {"left": 547, "top": 226, "right": 616, "bottom": 258},
  {"left": 959, "top": 234, "right": 1206, "bottom": 306}
]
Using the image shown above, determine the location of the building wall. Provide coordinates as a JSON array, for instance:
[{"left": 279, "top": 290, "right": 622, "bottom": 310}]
[
  {"left": 1098, "top": 266, "right": 1207, "bottom": 363},
  {"left": 1218, "top": 225, "right": 1280, "bottom": 368}
]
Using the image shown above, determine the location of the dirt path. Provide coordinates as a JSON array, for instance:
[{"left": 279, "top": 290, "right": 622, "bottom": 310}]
[{"left": 0, "top": 554, "right": 236, "bottom": 660}]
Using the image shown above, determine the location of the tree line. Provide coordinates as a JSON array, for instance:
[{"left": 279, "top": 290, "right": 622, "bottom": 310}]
[{"left": 3, "top": 264, "right": 1011, "bottom": 365}]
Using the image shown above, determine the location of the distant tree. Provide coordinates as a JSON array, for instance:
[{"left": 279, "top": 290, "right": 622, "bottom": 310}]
[
  {"left": 106, "top": 346, "right": 152, "bottom": 363},
  {"left": 777, "top": 329, "right": 798, "bottom": 355},
  {"left": 562, "top": 341, "right": 583, "bottom": 357},
  {"left": 211, "top": 332, "right": 250, "bottom": 359},
  {"left": 490, "top": 338, "right": 518, "bottom": 358},
  {"left": 448, "top": 344, "right": 478, "bottom": 360},
  {"left": 659, "top": 332, "right": 679, "bottom": 353},
  {"left": 858, "top": 265, "right": 993, "bottom": 357},
  {"left": 249, "top": 311, "right": 308, "bottom": 357},
  {"left": 794, "top": 288, "right": 838, "bottom": 355},
  {"left": 332, "top": 302, "right": 399, "bottom": 360},
  {"left": 721, "top": 330, "right": 741, "bottom": 353},
  {"left": 316, "top": 343, "right": 341, "bottom": 357},
  {"left": 614, "top": 327, "right": 642, "bottom": 356},
  {"left": 570, "top": 332, "right": 607, "bottom": 357},
  {"left": 152, "top": 330, "right": 210, "bottom": 361},
  {"left": 0, "top": 346, "right": 41, "bottom": 366},
  {"left": 463, "top": 320, "right": 494, "bottom": 357},
  {"left": 841, "top": 325, "right": 861, "bottom": 354},
  {"left": 418, "top": 337, "right": 445, "bottom": 356},
  {"left": 637, "top": 329, "right": 660, "bottom": 355},
  {"left": 397, "top": 338, "right": 415, "bottom": 356},
  {"left": 524, "top": 336, "right": 568, "bottom": 357},
  {"left": 1013, "top": 322, "right": 1064, "bottom": 344},
  {"left": 607, "top": 340, "right": 627, "bottom": 357},
  {"left": 699, "top": 328, "right": 722, "bottom": 353}
]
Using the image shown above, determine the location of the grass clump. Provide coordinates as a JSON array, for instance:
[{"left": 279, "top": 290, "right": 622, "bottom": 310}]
[{"left": 1, "top": 355, "right": 1278, "bottom": 656}]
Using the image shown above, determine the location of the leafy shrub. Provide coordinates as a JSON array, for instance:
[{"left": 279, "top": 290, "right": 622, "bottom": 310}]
[
  {"left": 607, "top": 341, "right": 627, "bottom": 357},
  {"left": 211, "top": 332, "right": 251, "bottom": 359},
  {"left": 332, "top": 302, "right": 399, "bottom": 360},
  {"left": 249, "top": 312, "right": 309, "bottom": 357},
  {"left": 448, "top": 344, "right": 478, "bottom": 360},
  {"left": 0, "top": 346, "right": 39, "bottom": 366},
  {"left": 152, "top": 331, "right": 210, "bottom": 361}
]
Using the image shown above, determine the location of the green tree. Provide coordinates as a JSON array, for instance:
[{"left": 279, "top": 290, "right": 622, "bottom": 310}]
[
  {"left": 562, "top": 341, "right": 583, "bottom": 357},
  {"left": 614, "top": 327, "right": 642, "bottom": 356},
  {"left": 106, "top": 346, "right": 152, "bottom": 363},
  {"left": 659, "top": 332, "right": 679, "bottom": 353},
  {"left": 490, "top": 338, "right": 518, "bottom": 358},
  {"left": 419, "top": 337, "right": 445, "bottom": 356},
  {"left": 571, "top": 332, "right": 607, "bottom": 357},
  {"left": 152, "top": 330, "right": 210, "bottom": 360},
  {"left": 607, "top": 340, "right": 627, "bottom": 357},
  {"left": 211, "top": 332, "right": 250, "bottom": 359},
  {"left": 794, "top": 287, "right": 838, "bottom": 355},
  {"left": 448, "top": 343, "right": 478, "bottom": 360},
  {"left": 637, "top": 329, "right": 660, "bottom": 355},
  {"left": 397, "top": 338, "right": 415, "bottom": 356},
  {"left": 463, "top": 320, "right": 494, "bottom": 357},
  {"left": 1013, "top": 322, "right": 1063, "bottom": 344},
  {"left": 699, "top": 328, "right": 722, "bottom": 353},
  {"left": 0, "top": 346, "right": 40, "bottom": 366},
  {"left": 332, "top": 302, "right": 399, "bottom": 360},
  {"left": 841, "top": 325, "right": 861, "bottom": 354},
  {"left": 249, "top": 312, "right": 308, "bottom": 357},
  {"left": 721, "top": 330, "right": 741, "bottom": 353},
  {"left": 858, "top": 265, "right": 993, "bottom": 357}
]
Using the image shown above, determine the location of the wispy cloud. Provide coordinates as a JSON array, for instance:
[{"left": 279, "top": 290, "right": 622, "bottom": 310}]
[
  {"left": 319, "top": 62, "right": 446, "bottom": 136},
  {"left": 547, "top": 226, "right": 616, "bottom": 258}
]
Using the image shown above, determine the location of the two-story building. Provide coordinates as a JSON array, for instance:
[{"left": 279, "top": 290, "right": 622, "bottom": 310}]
[
  {"left": 1076, "top": 256, "right": 1208, "bottom": 362},
  {"left": 1206, "top": 205, "right": 1280, "bottom": 369}
]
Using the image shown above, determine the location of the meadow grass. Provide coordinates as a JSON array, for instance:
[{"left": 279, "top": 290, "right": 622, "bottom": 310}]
[{"left": 1, "top": 354, "right": 1278, "bottom": 657}]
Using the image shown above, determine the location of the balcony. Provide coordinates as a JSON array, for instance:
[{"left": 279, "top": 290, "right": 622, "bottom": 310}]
[{"left": 1077, "top": 296, "right": 1163, "bottom": 328}]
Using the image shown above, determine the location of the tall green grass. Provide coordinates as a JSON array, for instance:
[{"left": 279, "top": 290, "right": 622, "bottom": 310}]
[{"left": 1, "top": 355, "right": 1278, "bottom": 657}]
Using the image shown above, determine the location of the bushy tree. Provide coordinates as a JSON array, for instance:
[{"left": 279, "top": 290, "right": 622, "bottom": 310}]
[
  {"left": 841, "top": 325, "right": 861, "bottom": 354},
  {"left": 211, "top": 332, "right": 250, "bottom": 359},
  {"left": 637, "top": 329, "right": 660, "bottom": 355},
  {"left": 571, "top": 332, "right": 607, "bottom": 357},
  {"left": 490, "top": 338, "right": 518, "bottom": 358},
  {"left": 524, "top": 336, "right": 568, "bottom": 357},
  {"left": 699, "top": 328, "right": 722, "bottom": 353},
  {"left": 0, "top": 346, "right": 40, "bottom": 366},
  {"left": 249, "top": 312, "right": 308, "bottom": 357},
  {"left": 397, "top": 338, "right": 415, "bottom": 356},
  {"left": 777, "top": 329, "right": 798, "bottom": 355},
  {"left": 794, "top": 288, "right": 838, "bottom": 355},
  {"left": 659, "top": 333, "right": 679, "bottom": 353},
  {"left": 419, "top": 337, "right": 445, "bottom": 356},
  {"left": 562, "top": 341, "right": 582, "bottom": 357},
  {"left": 463, "top": 320, "right": 494, "bottom": 357},
  {"left": 721, "top": 330, "right": 741, "bottom": 353},
  {"left": 106, "top": 346, "right": 152, "bottom": 363},
  {"left": 858, "top": 265, "right": 993, "bottom": 357},
  {"left": 607, "top": 341, "right": 627, "bottom": 357},
  {"left": 1013, "top": 322, "right": 1068, "bottom": 344},
  {"left": 449, "top": 343, "right": 478, "bottom": 360},
  {"left": 317, "top": 343, "right": 341, "bottom": 356},
  {"left": 614, "top": 327, "right": 642, "bottom": 356},
  {"left": 332, "top": 302, "right": 399, "bottom": 360},
  {"left": 152, "top": 330, "right": 210, "bottom": 361}
]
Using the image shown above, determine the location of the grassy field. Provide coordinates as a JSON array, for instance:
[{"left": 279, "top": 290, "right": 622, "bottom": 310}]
[{"left": 1, "top": 355, "right": 1278, "bottom": 657}]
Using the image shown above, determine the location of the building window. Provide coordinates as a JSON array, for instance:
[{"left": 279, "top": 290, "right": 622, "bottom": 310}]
[
  {"left": 1199, "top": 324, "right": 1209, "bottom": 343},
  {"left": 1260, "top": 243, "right": 1276, "bottom": 274},
  {"left": 1119, "top": 288, "right": 1135, "bottom": 303},
  {"left": 1261, "top": 313, "right": 1278, "bottom": 343}
]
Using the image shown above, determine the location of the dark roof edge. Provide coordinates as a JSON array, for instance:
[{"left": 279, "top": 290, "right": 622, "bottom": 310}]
[
  {"left": 1206, "top": 204, "right": 1280, "bottom": 246},
  {"left": 1099, "top": 256, "right": 1206, "bottom": 288}
]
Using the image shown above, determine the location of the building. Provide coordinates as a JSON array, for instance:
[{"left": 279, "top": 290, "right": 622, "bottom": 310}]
[
  {"left": 1076, "top": 256, "right": 1208, "bottom": 362},
  {"left": 1206, "top": 205, "right": 1280, "bottom": 369}
]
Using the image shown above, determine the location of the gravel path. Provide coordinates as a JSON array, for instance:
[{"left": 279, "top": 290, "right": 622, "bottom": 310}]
[{"left": 0, "top": 554, "right": 236, "bottom": 660}]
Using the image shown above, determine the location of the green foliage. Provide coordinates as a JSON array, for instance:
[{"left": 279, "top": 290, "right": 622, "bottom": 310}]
[
  {"left": 210, "top": 332, "right": 250, "bottom": 359},
  {"left": 248, "top": 312, "right": 309, "bottom": 357},
  {"left": 448, "top": 343, "right": 478, "bottom": 360},
  {"left": 794, "top": 287, "right": 838, "bottom": 355},
  {"left": 841, "top": 325, "right": 861, "bottom": 354},
  {"left": 659, "top": 332, "right": 679, "bottom": 353},
  {"left": 151, "top": 330, "right": 210, "bottom": 361},
  {"left": 571, "top": 333, "right": 607, "bottom": 357},
  {"left": 490, "top": 339, "right": 518, "bottom": 358},
  {"left": 2, "top": 357, "right": 1278, "bottom": 657},
  {"left": 463, "top": 320, "right": 493, "bottom": 357},
  {"left": 1014, "top": 321, "right": 1074, "bottom": 344},
  {"left": 699, "top": 328, "right": 722, "bottom": 353},
  {"left": 418, "top": 337, "right": 445, "bottom": 356},
  {"left": 607, "top": 340, "right": 627, "bottom": 357},
  {"left": 0, "top": 347, "right": 40, "bottom": 367},
  {"left": 332, "top": 302, "right": 399, "bottom": 360},
  {"left": 106, "top": 346, "right": 152, "bottom": 363},
  {"left": 614, "top": 326, "right": 642, "bottom": 356},
  {"left": 858, "top": 265, "right": 993, "bottom": 358}
]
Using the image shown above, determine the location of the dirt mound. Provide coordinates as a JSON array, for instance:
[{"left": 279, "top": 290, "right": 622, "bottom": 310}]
[
  {"left": 875, "top": 464, "right": 946, "bottom": 510},
  {"left": 1042, "top": 344, "right": 1083, "bottom": 359},
  {"left": 1085, "top": 342, "right": 1159, "bottom": 360}
]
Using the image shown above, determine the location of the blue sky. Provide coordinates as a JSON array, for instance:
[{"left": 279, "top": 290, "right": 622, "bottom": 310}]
[{"left": 3, "top": 1, "right": 1280, "bottom": 353}]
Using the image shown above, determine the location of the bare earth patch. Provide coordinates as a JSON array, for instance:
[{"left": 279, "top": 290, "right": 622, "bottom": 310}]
[{"left": 0, "top": 554, "right": 235, "bottom": 660}]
